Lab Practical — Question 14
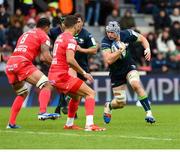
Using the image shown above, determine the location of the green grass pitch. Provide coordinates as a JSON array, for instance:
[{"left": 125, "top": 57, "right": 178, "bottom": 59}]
[{"left": 0, "top": 105, "right": 180, "bottom": 149}]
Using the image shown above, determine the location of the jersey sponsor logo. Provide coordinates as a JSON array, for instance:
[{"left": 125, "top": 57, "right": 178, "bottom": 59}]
[
  {"left": 67, "top": 43, "right": 76, "bottom": 50},
  {"left": 79, "top": 38, "right": 84, "bottom": 44},
  {"left": 14, "top": 47, "right": 27, "bottom": 53},
  {"left": 69, "top": 38, "right": 76, "bottom": 43}
]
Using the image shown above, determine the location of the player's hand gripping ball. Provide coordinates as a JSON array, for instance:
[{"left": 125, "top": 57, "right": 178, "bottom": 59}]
[{"left": 111, "top": 41, "right": 127, "bottom": 58}]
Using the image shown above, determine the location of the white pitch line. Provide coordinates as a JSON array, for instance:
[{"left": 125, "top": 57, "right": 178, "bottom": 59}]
[{"left": 0, "top": 129, "right": 173, "bottom": 141}]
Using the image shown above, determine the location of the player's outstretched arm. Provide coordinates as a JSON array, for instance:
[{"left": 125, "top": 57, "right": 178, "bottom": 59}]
[
  {"left": 77, "top": 43, "right": 99, "bottom": 55},
  {"left": 66, "top": 49, "right": 94, "bottom": 83},
  {"left": 138, "top": 34, "right": 151, "bottom": 61},
  {"left": 40, "top": 44, "right": 52, "bottom": 65}
]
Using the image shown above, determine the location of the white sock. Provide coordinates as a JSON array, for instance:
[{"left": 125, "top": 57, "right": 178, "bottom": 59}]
[
  {"left": 86, "top": 115, "right": 94, "bottom": 126},
  {"left": 66, "top": 117, "right": 74, "bottom": 126},
  {"left": 146, "top": 110, "right": 152, "bottom": 117}
]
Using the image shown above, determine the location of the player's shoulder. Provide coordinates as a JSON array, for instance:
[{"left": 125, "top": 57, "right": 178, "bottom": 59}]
[
  {"left": 50, "top": 26, "right": 62, "bottom": 35},
  {"left": 80, "top": 28, "right": 92, "bottom": 37},
  {"left": 121, "top": 29, "right": 139, "bottom": 37},
  {"left": 81, "top": 28, "right": 89, "bottom": 33},
  {"left": 63, "top": 32, "right": 76, "bottom": 43},
  {"left": 36, "top": 28, "right": 49, "bottom": 37}
]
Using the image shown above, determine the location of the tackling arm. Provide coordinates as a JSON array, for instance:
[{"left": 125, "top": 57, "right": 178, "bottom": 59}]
[
  {"left": 77, "top": 43, "right": 99, "bottom": 55},
  {"left": 40, "top": 44, "right": 52, "bottom": 65},
  {"left": 66, "top": 49, "right": 94, "bottom": 82}
]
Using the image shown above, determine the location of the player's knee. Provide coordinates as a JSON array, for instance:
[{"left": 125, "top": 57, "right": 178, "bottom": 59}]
[
  {"left": 36, "top": 75, "right": 52, "bottom": 89},
  {"left": 111, "top": 90, "right": 126, "bottom": 109},
  {"left": 111, "top": 98, "right": 126, "bottom": 109},
  {"left": 130, "top": 81, "right": 142, "bottom": 92},
  {"left": 86, "top": 90, "right": 96, "bottom": 99},
  {"left": 16, "top": 84, "right": 29, "bottom": 97}
]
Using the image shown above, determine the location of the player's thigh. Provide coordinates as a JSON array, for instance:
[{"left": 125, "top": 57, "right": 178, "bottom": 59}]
[
  {"left": 67, "top": 92, "right": 82, "bottom": 101},
  {"left": 127, "top": 70, "right": 143, "bottom": 90},
  {"left": 76, "top": 82, "right": 95, "bottom": 98},
  {"left": 68, "top": 68, "right": 77, "bottom": 77},
  {"left": 126, "top": 70, "right": 140, "bottom": 85},
  {"left": 26, "top": 70, "right": 44, "bottom": 85}
]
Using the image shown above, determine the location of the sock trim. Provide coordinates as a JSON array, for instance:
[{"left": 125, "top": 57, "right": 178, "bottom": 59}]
[{"left": 138, "top": 95, "right": 147, "bottom": 100}]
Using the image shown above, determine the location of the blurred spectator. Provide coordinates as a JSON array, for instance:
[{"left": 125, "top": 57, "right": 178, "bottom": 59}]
[
  {"left": 157, "top": 29, "right": 176, "bottom": 54},
  {"left": 120, "top": 9, "right": 136, "bottom": 30},
  {"left": 89, "top": 55, "right": 102, "bottom": 72},
  {"left": 153, "top": 10, "right": 171, "bottom": 32},
  {"left": 166, "top": 51, "right": 180, "bottom": 73},
  {"left": 20, "top": 0, "right": 33, "bottom": 16},
  {"left": 140, "top": 0, "right": 159, "bottom": 15},
  {"left": 45, "top": 10, "right": 53, "bottom": 25},
  {"left": 0, "top": 23, "right": 6, "bottom": 46},
  {"left": 151, "top": 52, "right": 168, "bottom": 73},
  {"left": 146, "top": 32, "right": 158, "bottom": 58},
  {"left": 23, "top": 18, "right": 36, "bottom": 32},
  {"left": 170, "top": 21, "right": 180, "bottom": 47},
  {"left": 7, "top": 20, "right": 23, "bottom": 49},
  {"left": 85, "top": 0, "right": 100, "bottom": 26},
  {"left": 0, "top": 4, "right": 9, "bottom": 28},
  {"left": 58, "top": 0, "right": 73, "bottom": 15},
  {"left": 89, "top": 56, "right": 101, "bottom": 71},
  {"left": 170, "top": 8, "right": 180, "bottom": 23},
  {"left": 172, "top": 1, "right": 180, "bottom": 9},
  {"left": 25, "top": 8, "right": 39, "bottom": 24},
  {"left": 105, "top": 8, "right": 120, "bottom": 25},
  {"left": 52, "top": 9, "right": 63, "bottom": 27},
  {"left": 10, "top": 8, "right": 24, "bottom": 27}
]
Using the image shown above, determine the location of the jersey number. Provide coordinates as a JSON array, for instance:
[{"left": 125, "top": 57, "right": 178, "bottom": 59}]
[
  {"left": 53, "top": 43, "right": 58, "bottom": 56},
  {"left": 20, "top": 34, "right": 29, "bottom": 44}
]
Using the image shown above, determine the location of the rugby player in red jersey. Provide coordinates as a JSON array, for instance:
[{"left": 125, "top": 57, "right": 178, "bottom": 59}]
[
  {"left": 5, "top": 18, "right": 59, "bottom": 129},
  {"left": 48, "top": 15, "right": 105, "bottom": 131}
]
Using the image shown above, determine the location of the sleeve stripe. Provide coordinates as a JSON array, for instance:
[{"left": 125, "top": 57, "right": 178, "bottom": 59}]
[
  {"left": 101, "top": 43, "right": 111, "bottom": 47},
  {"left": 101, "top": 48, "right": 111, "bottom": 52},
  {"left": 88, "top": 45, "right": 97, "bottom": 49}
]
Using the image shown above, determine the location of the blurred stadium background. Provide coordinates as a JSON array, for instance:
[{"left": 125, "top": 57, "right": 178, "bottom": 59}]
[
  {"left": 0, "top": 0, "right": 179, "bottom": 106},
  {"left": 0, "top": 0, "right": 180, "bottom": 149}
]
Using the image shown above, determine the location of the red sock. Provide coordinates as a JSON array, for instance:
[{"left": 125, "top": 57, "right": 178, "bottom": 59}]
[
  {"left": 68, "top": 99, "right": 79, "bottom": 118},
  {"left": 39, "top": 88, "right": 51, "bottom": 113},
  {"left": 9, "top": 96, "right": 25, "bottom": 125},
  {"left": 85, "top": 98, "right": 95, "bottom": 115}
]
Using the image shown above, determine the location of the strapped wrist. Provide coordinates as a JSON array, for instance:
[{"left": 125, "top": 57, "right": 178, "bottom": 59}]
[{"left": 82, "top": 71, "right": 87, "bottom": 76}]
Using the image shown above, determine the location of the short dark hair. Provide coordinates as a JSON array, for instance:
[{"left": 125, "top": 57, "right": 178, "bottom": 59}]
[
  {"left": 36, "top": 17, "right": 51, "bottom": 28},
  {"left": 63, "top": 15, "right": 78, "bottom": 29},
  {"left": 74, "top": 13, "right": 84, "bottom": 22}
]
